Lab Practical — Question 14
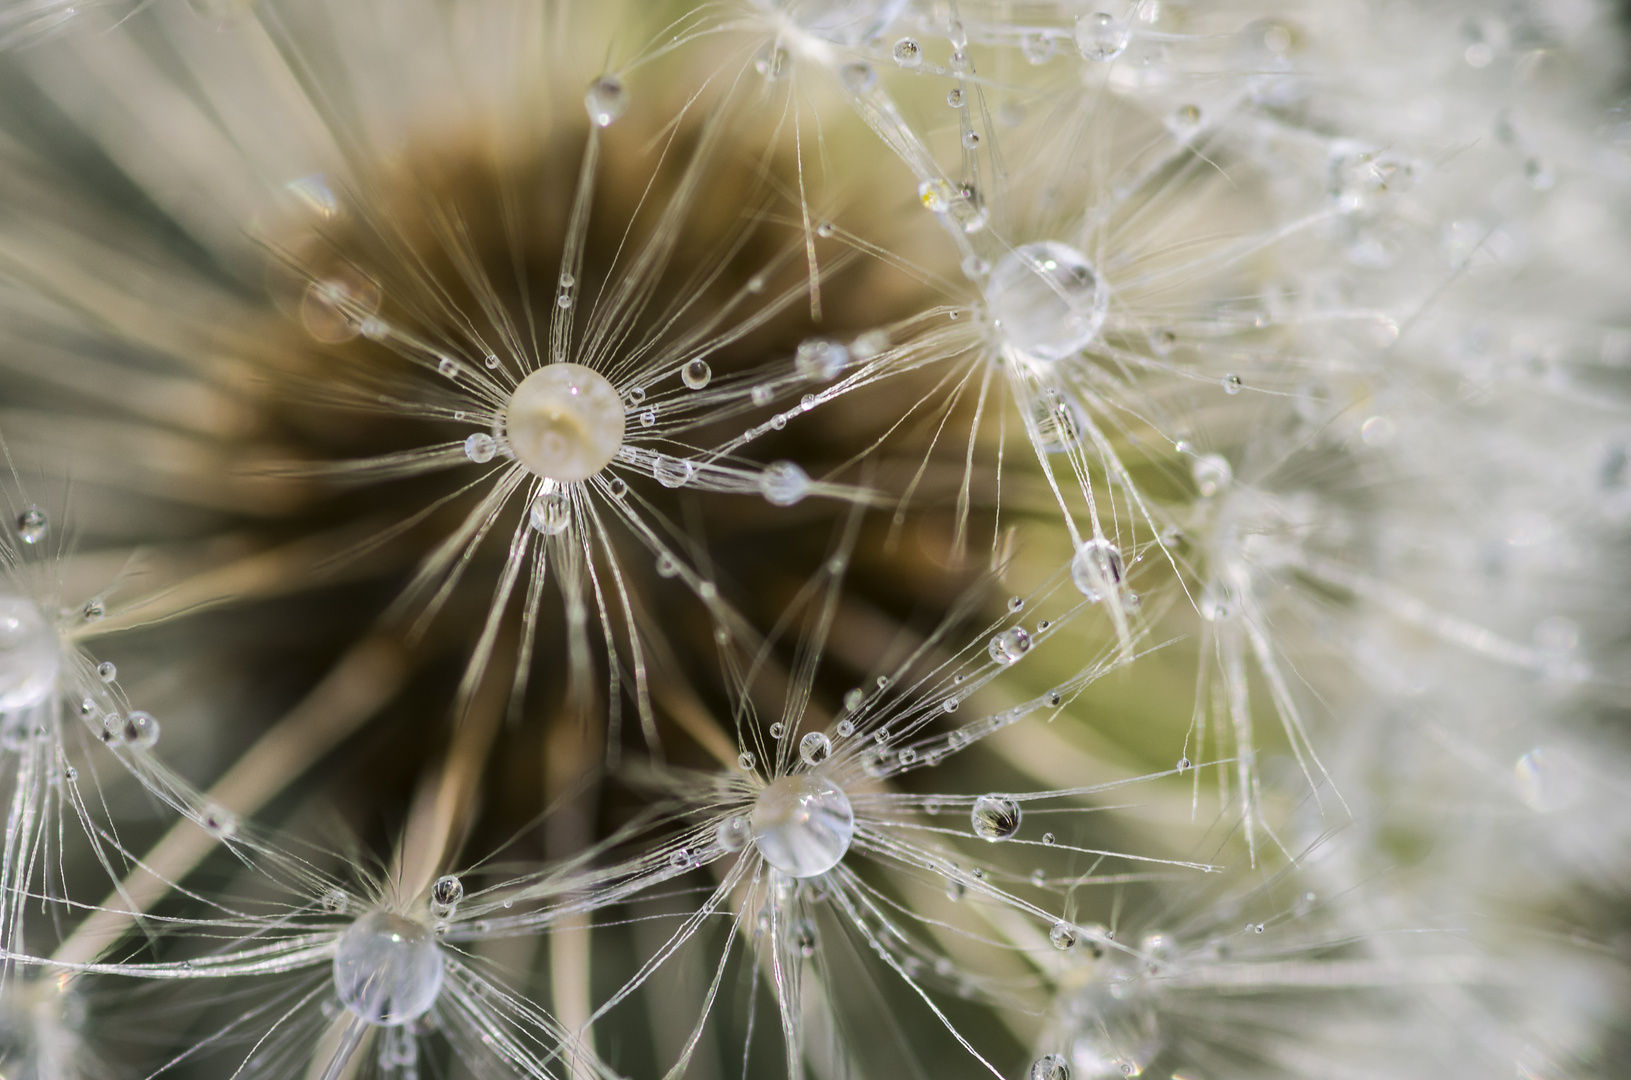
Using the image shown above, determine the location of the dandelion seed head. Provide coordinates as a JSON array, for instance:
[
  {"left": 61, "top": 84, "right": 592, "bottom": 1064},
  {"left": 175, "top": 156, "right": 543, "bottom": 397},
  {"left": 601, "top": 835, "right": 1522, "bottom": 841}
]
[
  {"left": 505, "top": 363, "right": 625, "bottom": 483},
  {"left": 751, "top": 772, "right": 853, "bottom": 877}
]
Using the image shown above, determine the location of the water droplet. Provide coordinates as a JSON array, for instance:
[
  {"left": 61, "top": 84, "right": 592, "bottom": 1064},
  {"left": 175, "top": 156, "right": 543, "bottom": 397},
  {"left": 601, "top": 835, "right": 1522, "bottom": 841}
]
[
  {"left": 1007, "top": 596, "right": 1024, "bottom": 612},
  {"left": 793, "top": 918, "right": 819, "bottom": 957},
  {"left": 1032, "top": 1054, "right": 1071, "bottom": 1080},
  {"left": 840, "top": 61, "right": 877, "bottom": 93},
  {"left": 1192, "top": 453, "right": 1232, "bottom": 497},
  {"left": 1049, "top": 921, "right": 1079, "bottom": 950},
  {"left": 681, "top": 359, "right": 712, "bottom": 389},
  {"left": 668, "top": 848, "right": 691, "bottom": 869},
  {"left": 770, "top": 413, "right": 788, "bottom": 430},
  {"left": 607, "top": 477, "right": 628, "bottom": 499},
  {"left": 584, "top": 75, "right": 627, "bottom": 127},
  {"left": 738, "top": 751, "right": 756, "bottom": 770},
  {"left": 323, "top": 888, "right": 348, "bottom": 913},
  {"left": 892, "top": 37, "right": 922, "bottom": 67},
  {"left": 529, "top": 491, "right": 570, "bottom": 535},
  {"left": 970, "top": 794, "right": 1021, "bottom": 840},
  {"left": 96, "top": 661, "right": 117, "bottom": 683},
  {"left": 626, "top": 385, "right": 646, "bottom": 405},
  {"left": 203, "top": 806, "right": 237, "bottom": 839},
  {"left": 333, "top": 911, "right": 444, "bottom": 1026},
  {"left": 1022, "top": 31, "right": 1056, "bottom": 64},
  {"left": 843, "top": 688, "right": 865, "bottom": 712},
  {"left": 796, "top": 337, "right": 849, "bottom": 381},
  {"left": 82, "top": 599, "right": 105, "bottom": 622},
  {"left": 463, "top": 433, "right": 496, "bottom": 463},
  {"left": 1222, "top": 373, "right": 1243, "bottom": 394},
  {"left": 962, "top": 130, "right": 980, "bottom": 149},
  {"left": 1046, "top": 691, "right": 1062, "bottom": 707},
  {"left": 1031, "top": 869, "right": 1047, "bottom": 887},
  {"left": 638, "top": 408, "right": 656, "bottom": 428},
  {"left": 836, "top": 719, "right": 854, "bottom": 738},
  {"left": 653, "top": 455, "right": 695, "bottom": 488},
  {"left": 752, "top": 774, "right": 854, "bottom": 877},
  {"left": 988, "top": 626, "right": 1032, "bottom": 664},
  {"left": 799, "top": 731, "right": 832, "bottom": 766},
  {"left": 15, "top": 507, "right": 47, "bottom": 545},
  {"left": 918, "top": 178, "right": 955, "bottom": 213},
  {"left": 426, "top": 876, "right": 462, "bottom": 920},
  {"left": 897, "top": 747, "right": 917, "bottom": 765},
  {"left": 0, "top": 598, "right": 59, "bottom": 710},
  {"left": 655, "top": 553, "right": 680, "bottom": 579},
  {"left": 946, "top": 87, "right": 965, "bottom": 109},
  {"left": 1070, "top": 539, "right": 1124, "bottom": 601},
  {"left": 755, "top": 43, "right": 789, "bottom": 79},
  {"left": 1042, "top": 832, "right": 1056, "bottom": 845},
  {"left": 1176, "top": 756, "right": 1191, "bottom": 773},
  {"left": 942, "top": 697, "right": 959, "bottom": 713},
  {"left": 438, "top": 357, "right": 460, "bottom": 378},
  {"left": 987, "top": 242, "right": 1108, "bottom": 361},
  {"left": 1074, "top": 12, "right": 1127, "bottom": 60},
  {"left": 506, "top": 363, "right": 625, "bottom": 482},
  {"left": 760, "top": 461, "right": 811, "bottom": 506},
  {"left": 122, "top": 710, "right": 160, "bottom": 750}
]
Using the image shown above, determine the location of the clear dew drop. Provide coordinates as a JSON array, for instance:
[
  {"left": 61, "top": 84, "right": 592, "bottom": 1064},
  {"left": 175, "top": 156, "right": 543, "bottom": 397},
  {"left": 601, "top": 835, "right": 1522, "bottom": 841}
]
[
  {"left": 626, "top": 385, "right": 646, "bottom": 406},
  {"left": 463, "top": 433, "right": 496, "bottom": 464},
  {"left": 796, "top": 337, "right": 849, "bottom": 381},
  {"left": 668, "top": 848, "right": 690, "bottom": 869},
  {"left": 656, "top": 553, "right": 680, "bottom": 579},
  {"left": 653, "top": 455, "right": 695, "bottom": 489},
  {"left": 203, "top": 806, "right": 237, "bottom": 839},
  {"left": 681, "top": 359, "right": 712, "bottom": 389},
  {"left": 0, "top": 597, "right": 60, "bottom": 711},
  {"left": 506, "top": 363, "right": 625, "bottom": 482},
  {"left": 1176, "top": 756, "right": 1191, "bottom": 774},
  {"left": 323, "top": 888, "right": 348, "bottom": 914},
  {"left": 1049, "top": 921, "right": 1079, "bottom": 951},
  {"left": 584, "top": 75, "right": 627, "bottom": 127},
  {"left": 122, "top": 710, "right": 160, "bottom": 750},
  {"left": 15, "top": 507, "right": 47, "bottom": 545},
  {"left": 1074, "top": 12, "right": 1127, "bottom": 60},
  {"left": 918, "top": 178, "right": 954, "bottom": 213},
  {"left": 333, "top": 911, "right": 444, "bottom": 1026},
  {"left": 429, "top": 875, "right": 463, "bottom": 919},
  {"left": 717, "top": 815, "right": 751, "bottom": 852},
  {"left": 769, "top": 721, "right": 786, "bottom": 740},
  {"left": 81, "top": 599, "right": 105, "bottom": 623},
  {"left": 1191, "top": 453, "right": 1232, "bottom": 497},
  {"left": 1022, "top": 31, "right": 1056, "bottom": 64},
  {"left": 970, "top": 794, "right": 1022, "bottom": 841},
  {"left": 607, "top": 477, "right": 628, "bottom": 499},
  {"left": 988, "top": 626, "right": 1032, "bottom": 664},
  {"left": 738, "top": 750, "right": 756, "bottom": 771},
  {"left": 1070, "top": 539, "right": 1124, "bottom": 601},
  {"left": 798, "top": 731, "right": 832, "bottom": 766},
  {"left": 840, "top": 61, "right": 876, "bottom": 93},
  {"left": 1042, "top": 831, "right": 1056, "bottom": 845},
  {"left": 946, "top": 87, "right": 965, "bottom": 109},
  {"left": 437, "top": 357, "right": 460, "bottom": 378},
  {"left": 96, "top": 661, "right": 117, "bottom": 683},
  {"left": 639, "top": 409, "right": 657, "bottom": 427},
  {"left": 752, "top": 774, "right": 854, "bottom": 877},
  {"left": 962, "top": 130, "right": 980, "bottom": 149},
  {"left": 987, "top": 241, "right": 1108, "bottom": 362},
  {"left": 760, "top": 461, "right": 811, "bottom": 506},
  {"left": 1222, "top": 373, "right": 1244, "bottom": 394},
  {"left": 528, "top": 491, "right": 570, "bottom": 536},
  {"left": 897, "top": 747, "right": 917, "bottom": 765},
  {"left": 793, "top": 918, "right": 819, "bottom": 957},
  {"left": 1032, "top": 1053, "right": 1072, "bottom": 1080},
  {"left": 892, "top": 37, "right": 922, "bottom": 66},
  {"left": 835, "top": 719, "right": 854, "bottom": 738}
]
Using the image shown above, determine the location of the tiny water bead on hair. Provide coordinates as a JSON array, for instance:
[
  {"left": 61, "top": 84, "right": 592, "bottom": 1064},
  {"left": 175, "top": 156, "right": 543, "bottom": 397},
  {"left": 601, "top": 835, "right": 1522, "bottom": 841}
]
[
  {"left": 504, "top": 363, "right": 625, "bottom": 483},
  {"left": 751, "top": 773, "right": 854, "bottom": 877},
  {"left": 970, "top": 794, "right": 1022, "bottom": 841},
  {"left": 986, "top": 242, "right": 1109, "bottom": 362},
  {"left": 332, "top": 911, "right": 444, "bottom": 1026},
  {"left": 0, "top": 597, "right": 59, "bottom": 711}
]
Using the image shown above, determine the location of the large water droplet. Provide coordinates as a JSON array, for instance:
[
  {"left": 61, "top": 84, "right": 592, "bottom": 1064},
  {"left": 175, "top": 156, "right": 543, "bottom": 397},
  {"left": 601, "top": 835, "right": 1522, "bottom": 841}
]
[
  {"left": 15, "top": 507, "right": 47, "bottom": 545},
  {"left": 584, "top": 75, "right": 627, "bottom": 127},
  {"left": 752, "top": 774, "right": 854, "bottom": 877},
  {"left": 798, "top": 731, "right": 832, "bottom": 766},
  {"left": 529, "top": 491, "right": 571, "bottom": 535},
  {"left": 760, "top": 461, "right": 811, "bottom": 506},
  {"left": 987, "top": 242, "right": 1108, "bottom": 362},
  {"left": 463, "top": 433, "right": 496, "bottom": 464},
  {"left": 1032, "top": 1054, "right": 1072, "bottom": 1080},
  {"left": 654, "top": 455, "right": 696, "bottom": 489},
  {"left": 1074, "top": 12, "right": 1127, "bottom": 60},
  {"left": 971, "top": 794, "right": 1021, "bottom": 840},
  {"left": 681, "top": 359, "right": 712, "bottom": 389},
  {"left": 506, "top": 364, "right": 625, "bottom": 482},
  {"left": 988, "top": 627, "right": 1032, "bottom": 664},
  {"left": 122, "top": 710, "right": 160, "bottom": 750},
  {"left": 892, "top": 37, "right": 922, "bottom": 66},
  {"left": 333, "top": 911, "right": 444, "bottom": 1026},
  {"left": 0, "top": 597, "right": 59, "bottom": 711},
  {"left": 717, "top": 815, "right": 751, "bottom": 851},
  {"left": 1070, "top": 539, "right": 1124, "bottom": 601},
  {"left": 429, "top": 875, "right": 463, "bottom": 919}
]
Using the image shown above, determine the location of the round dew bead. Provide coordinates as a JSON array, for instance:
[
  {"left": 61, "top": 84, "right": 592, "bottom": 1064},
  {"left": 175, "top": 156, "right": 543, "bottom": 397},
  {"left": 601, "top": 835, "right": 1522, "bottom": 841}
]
[
  {"left": 986, "top": 241, "right": 1108, "bottom": 362},
  {"left": 752, "top": 774, "right": 854, "bottom": 877},
  {"left": 506, "top": 363, "right": 625, "bottom": 482},
  {"left": 332, "top": 911, "right": 444, "bottom": 1026}
]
